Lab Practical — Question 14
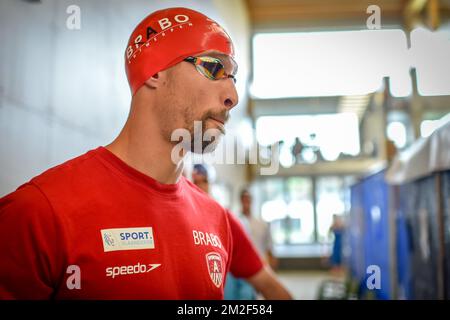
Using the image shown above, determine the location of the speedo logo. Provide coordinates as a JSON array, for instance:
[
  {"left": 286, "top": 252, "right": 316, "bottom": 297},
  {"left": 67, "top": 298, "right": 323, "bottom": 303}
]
[
  {"left": 101, "top": 227, "right": 155, "bottom": 252},
  {"left": 106, "top": 262, "right": 161, "bottom": 279}
]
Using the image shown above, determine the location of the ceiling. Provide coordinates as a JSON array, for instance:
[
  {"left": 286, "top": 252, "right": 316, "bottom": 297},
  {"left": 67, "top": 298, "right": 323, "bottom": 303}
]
[{"left": 245, "top": 0, "right": 450, "bottom": 31}]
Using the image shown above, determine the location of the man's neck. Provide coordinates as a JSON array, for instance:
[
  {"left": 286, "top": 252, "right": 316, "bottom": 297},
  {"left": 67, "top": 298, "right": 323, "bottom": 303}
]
[
  {"left": 242, "top": 211, "right": 251, "bottom": 218},
  {"left": 105, "top": 120, "right": 184, "bottom": 185}
]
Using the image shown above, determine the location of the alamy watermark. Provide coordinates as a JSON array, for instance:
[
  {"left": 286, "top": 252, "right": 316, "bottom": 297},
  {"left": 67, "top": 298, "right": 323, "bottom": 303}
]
[
  {"left": 170, "top": 121, "right": 280, "bottom": 175},
  {"left": 366, "top": 5, "right": 381, "bottom": 30},
  {"left": 66, "top": 5, "right": 81, "bottom": 30},
  {"left": 66, "top": 265, "right": 81, "bottom": 290},
  {"left": 366, "top": 265, "right": 381, "bottom": 290}
]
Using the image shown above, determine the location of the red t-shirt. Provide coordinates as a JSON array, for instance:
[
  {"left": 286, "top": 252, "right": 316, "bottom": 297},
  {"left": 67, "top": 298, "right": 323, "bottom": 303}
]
[{"left": 0, "top": 147, "right": 263, "bottom": 299}]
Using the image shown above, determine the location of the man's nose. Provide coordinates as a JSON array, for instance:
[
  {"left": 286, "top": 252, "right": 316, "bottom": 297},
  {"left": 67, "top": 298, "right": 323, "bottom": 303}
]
[{"left": 222, "top": 79, "right": 239, "bottom": 110}]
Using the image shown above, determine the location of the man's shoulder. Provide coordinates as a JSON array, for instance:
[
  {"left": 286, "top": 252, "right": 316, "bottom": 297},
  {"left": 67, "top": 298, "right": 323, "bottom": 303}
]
[
  {"left": 0, "top": 149, "right": 104, "bottom": 221},
  {"left": 8, "top": 147, "right": 107, "bottom": 206},
  {"left": 183, "top": 178, "right": 227, "bottom": 212},
  {"left": 30, "top": 147, "right": 103, "bottom": 188},
  {"left": 1, "top": 182, "right": 51, "bottom": 215}
]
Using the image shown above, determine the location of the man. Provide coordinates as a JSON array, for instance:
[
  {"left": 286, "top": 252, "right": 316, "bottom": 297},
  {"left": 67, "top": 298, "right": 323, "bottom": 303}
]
[
  {"left": 329, "top": 214, "right": 345, "bottom": 276},
  {"left": 225, "top": 189, "right": 279, "bottom": 299},
  {"left": 239, "top": 189, "right": 278, "bottom": 270},
  {"left": 191, "top": 164, "right": 210, "bottom": 194},
  {"left": 0, "top": 7, "right": 291, "bottom": 299}
]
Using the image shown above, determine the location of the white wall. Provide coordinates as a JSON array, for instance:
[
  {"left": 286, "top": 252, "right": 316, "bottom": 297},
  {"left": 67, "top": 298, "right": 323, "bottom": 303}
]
[
  {"left": 0, "top": 0, "right": 251, "bottom": 201},
  {"left": 211, "top": 0, "right": 252, "bottom": 214}
]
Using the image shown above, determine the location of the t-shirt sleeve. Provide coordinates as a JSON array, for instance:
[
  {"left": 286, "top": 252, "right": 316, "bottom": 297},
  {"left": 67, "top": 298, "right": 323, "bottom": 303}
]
[
  {"left": 0, "top": 183, "right": 65, "bottom": 299},
  {"left": 226, "top": 210, "right": 263, "bottom": 279}
]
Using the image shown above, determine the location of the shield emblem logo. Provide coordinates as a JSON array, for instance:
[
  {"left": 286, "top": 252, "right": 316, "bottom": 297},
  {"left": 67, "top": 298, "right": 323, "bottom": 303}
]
[{"left": 205, "top": 252, "right": 223, "bottom": 288}]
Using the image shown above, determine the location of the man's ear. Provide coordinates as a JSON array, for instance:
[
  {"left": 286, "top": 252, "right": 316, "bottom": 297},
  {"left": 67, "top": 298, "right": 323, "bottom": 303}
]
[
  {"left": 144, "top": 71, "right": 164, "bottom": 89},
  {"left": 144, "top": 72, "right": 160, "bottom": 89}
]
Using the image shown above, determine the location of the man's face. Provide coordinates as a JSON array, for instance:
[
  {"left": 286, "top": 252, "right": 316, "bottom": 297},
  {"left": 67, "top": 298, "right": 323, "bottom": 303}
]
[
  {"left": 241, "top": 192, "right": 251, "bottom": 211},
  {"left": 155, "top": 51, "right": 239, "bottom": 153},
  {"left": 192, "top": 171, "right": 209, "bottom": 193}
]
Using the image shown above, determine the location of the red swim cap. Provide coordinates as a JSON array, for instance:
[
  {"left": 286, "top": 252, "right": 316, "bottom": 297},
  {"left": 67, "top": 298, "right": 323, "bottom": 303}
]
[{"left": 125, "top": 7, "right": 235, "bottom": 95}]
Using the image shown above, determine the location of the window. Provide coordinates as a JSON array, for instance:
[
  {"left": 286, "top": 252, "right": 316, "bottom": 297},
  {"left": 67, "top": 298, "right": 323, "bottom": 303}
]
[
  {"left": 420, "top": 113, "right": 450, "bottom": 138},
  {"left": 256, "top": 176, "right": 352, "bottom": 245},
  {"left": 316, "top": 177, "right": 349, "bottom": 243},
  {"left": 386, "top": 110, "right": 413, "bottom": 150},
  {"left": 260, "top": 178, "right": 286, "bottom": 244},
  {"left": 387, "top": 121, "right": 407, "bottom": 149},
  {"left": 411, "top": 27, "right": 450, "bottom": 96},
  {"left": 286, "top": 177, "right": 314, "bottom": 244},
  {"left": 252, "top": 28, "right": 450, "bottom": 98},
  {"left": 256, "top": 114, "right": 360, "bottom": 164},
  {"left": 252, "top": 30, "right": 410, "bottom": 98}
]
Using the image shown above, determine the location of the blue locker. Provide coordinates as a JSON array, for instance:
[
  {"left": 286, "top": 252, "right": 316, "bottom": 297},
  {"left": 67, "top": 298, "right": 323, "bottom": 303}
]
[
  {"left": 440, "top": 171, "right": 450, "bottom": 299},
  {"left": 361, "top": 170, "right": 391, "bottom": 300},
  {"left": 407, "top": 175, "right": 440, "bottom": 299},
  {"left": 349, "top": 183, "right": 366, "bottom": 283},
  {"left": 396, "top": 183, "right": 413, "bottom": 299},
  {"left": 349, "top": 170, "right": 391, "bottom": 299}
]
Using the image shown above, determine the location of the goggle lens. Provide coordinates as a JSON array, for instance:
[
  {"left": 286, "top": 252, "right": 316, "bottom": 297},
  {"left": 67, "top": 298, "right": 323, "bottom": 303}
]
[{"left": 185, "top": 56, "right": 236, "bottom": 83}]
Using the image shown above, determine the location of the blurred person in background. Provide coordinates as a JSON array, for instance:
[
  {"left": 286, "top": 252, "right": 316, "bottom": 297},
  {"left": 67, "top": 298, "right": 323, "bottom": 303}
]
[
  {"left": 191, "top": 164, "right": 210, "bottom": 193},
  {"left": 239, "top": 189, "right": 278, "bottom": 270},
  {"left": 329, "top": 214, "right": 345, "bottom": 276},
  {"left": 225, "top": 188, "right": 279, "bottom": 299},
  {"left": 291, "top": 137, "right": 304, "bottom": 164},
  {"left": 191, "top": 165, "right": 289, "bottom": 300}
]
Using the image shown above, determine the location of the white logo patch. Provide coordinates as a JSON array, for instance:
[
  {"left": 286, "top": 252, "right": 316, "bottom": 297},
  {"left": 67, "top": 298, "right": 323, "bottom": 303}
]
[
  {"left": 206, "top": 252, "right": 224, "bottom": 288},
  {"left": 101, "top": 227, "right": 155, "bottom": 252}
]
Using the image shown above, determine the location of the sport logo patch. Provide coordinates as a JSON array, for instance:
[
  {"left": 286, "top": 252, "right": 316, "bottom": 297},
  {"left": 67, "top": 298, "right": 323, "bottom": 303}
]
[
  {"left": 205, "top": 252, "right": 223, "bottom": 288},
  {"left": 100, "top": 227, "right": 155, "bottom": 252},
  {"left": 103, "top": 232, "right": 115, "bottom": 246}
]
